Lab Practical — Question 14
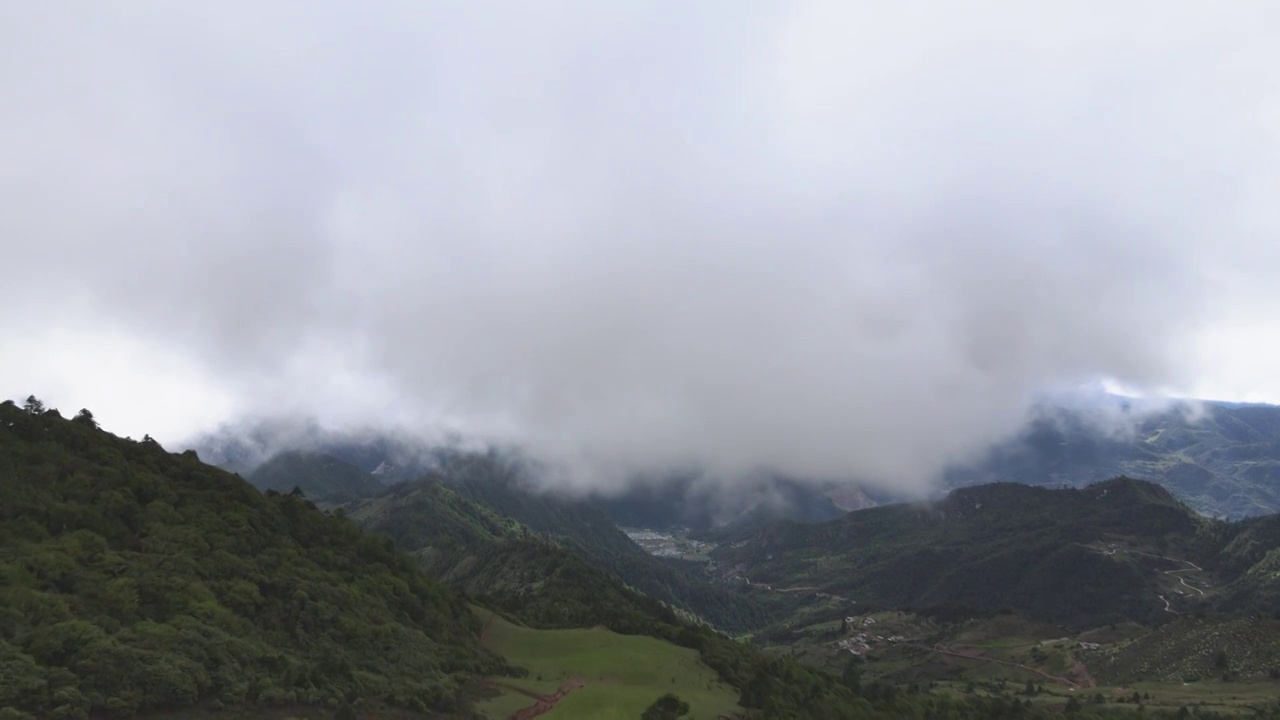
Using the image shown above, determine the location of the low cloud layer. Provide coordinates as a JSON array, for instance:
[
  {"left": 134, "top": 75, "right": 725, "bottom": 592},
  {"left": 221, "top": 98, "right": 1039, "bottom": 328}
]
[{"left": 4, "top": 3, "right": 1279, "bottom": 493}]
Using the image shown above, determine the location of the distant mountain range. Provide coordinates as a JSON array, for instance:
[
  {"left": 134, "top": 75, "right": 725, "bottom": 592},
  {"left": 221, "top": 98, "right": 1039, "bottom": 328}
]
[
  {"left": 944, "top": 397, "right": 1280, "bottom": 519},
  {"left": 189, "top": 421, "right": 877, "bottom": 532},
  {"left": 191, "top": 395, "right": 1280, "bottom": 531}
]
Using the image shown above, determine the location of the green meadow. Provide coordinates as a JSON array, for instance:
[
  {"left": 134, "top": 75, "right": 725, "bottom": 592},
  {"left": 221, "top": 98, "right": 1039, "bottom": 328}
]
[{"left": 476, "top": 612, "right": 741, "bottom": 719}]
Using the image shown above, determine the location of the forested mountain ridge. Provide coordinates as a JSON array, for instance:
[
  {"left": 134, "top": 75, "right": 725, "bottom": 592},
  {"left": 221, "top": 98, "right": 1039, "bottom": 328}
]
[
  {"left": 248, "top": 450, "right": 386, "bottom": 503},
  {"left": 348, "top": 468, "right": 1183, "bottom": 718},
  {"left": 711, "top": 478, "right": 1280, "bottom": 630},
  {"left": 230, "top": 439, "right": 777, "bottom": 630},
  {"left": 0, "top": 400, "right": 506, "bottom": 719},
  {"left": 345, "top": 458, "right": 775, "bottom": 633}
]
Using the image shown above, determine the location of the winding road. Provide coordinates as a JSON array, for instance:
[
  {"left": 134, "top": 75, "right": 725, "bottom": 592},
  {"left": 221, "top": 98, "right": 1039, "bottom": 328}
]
[{"left": 1094, "top": 545, "right": 1207, "bottom": 613}]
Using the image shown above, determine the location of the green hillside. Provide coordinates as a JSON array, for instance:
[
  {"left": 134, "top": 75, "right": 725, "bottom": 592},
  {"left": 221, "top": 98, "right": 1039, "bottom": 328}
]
[
  {"left": 248, "top": 450, "right": 386, "bottom": 503},
  {"left": 349, "top": 458, "right": 773, "bottom": 633},
  {"left": 350, "top": 464, "right": 1190, "bottom": 718},
  {"left": 474, "top": 612, "right": 741, "bottom": 720},
  {"left": 0, "top": 400, "right": 504, "bottom": 719},
  {"left": 1092, "top": 615, "right": 1280, "bottom": 684},
  {"left": 710, "top": 478, "right": 1215, "bottom": 629}
]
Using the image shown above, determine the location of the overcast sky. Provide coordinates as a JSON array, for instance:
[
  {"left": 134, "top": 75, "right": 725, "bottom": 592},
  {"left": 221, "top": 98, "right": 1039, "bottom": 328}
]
[{"left": 3, "top": 2, "right": 1279, "bottom": 491}]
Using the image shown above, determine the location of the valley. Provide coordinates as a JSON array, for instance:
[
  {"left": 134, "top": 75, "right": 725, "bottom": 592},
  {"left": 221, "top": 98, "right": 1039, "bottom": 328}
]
[
  {"left": 11, "top": 3, "right": 1280, "bottom": 717},
  {"left": 8, "top": 397, "right": 1280, "bottom": 718},
  {"left": 621, "top": 527, "right": 714, "bottom": 561}
]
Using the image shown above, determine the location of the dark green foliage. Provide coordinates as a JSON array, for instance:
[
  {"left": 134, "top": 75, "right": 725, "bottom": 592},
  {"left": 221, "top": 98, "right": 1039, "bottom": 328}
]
[
  {"left": 713, "top": 478, "right": 1204, "bottom": 629},
  {"left": 352, "top": 454, "right": 772, "bottom": 633},
  {"left": 350, "top": 481, "right": 708, "bottom": 635},
  {"left": 248, "top": 450, "right": 386, "bottom": 504},
  {"left": 0, "top": 402, "right": 505, "bottom": 719},
  {"left": 71, "top": 409, "right": 98, "bottom": 429},
  {"left": 641, "top": 692, "right": 689, "bottom": 719}
]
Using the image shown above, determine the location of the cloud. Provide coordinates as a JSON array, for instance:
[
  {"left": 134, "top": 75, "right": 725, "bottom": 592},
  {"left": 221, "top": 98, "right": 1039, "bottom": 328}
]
[{"left": 3, "top": 2, "right": 1278, "bottom": 493}]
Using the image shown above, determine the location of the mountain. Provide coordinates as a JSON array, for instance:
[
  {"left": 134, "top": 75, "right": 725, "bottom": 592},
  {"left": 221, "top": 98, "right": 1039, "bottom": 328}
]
[
  {"left": 189, "top": 421, "right": 881, "bottom": 533},
  {"left": 347, "top": 454, "right": 774, "bottom": 633},
  {"left": 2, "top": 397, "right": 1216, "bottom": 719},
  {"left": 946, "top": 398, "right": 1280, "bottom": 518},
  {"left": 346, "top": 467, "right": 1166, "bottom": 719},
  {"left": 208, "top": 430, "right": 775, "bottom": 631},
  {"left": 0, "top": 400, "right": 505, "bottom": 719},
  {"left": 190, "top": 395, "right": 1280, "bottom": 530},
  {"left": 709, "top": 478, "right": 1247, "bottom": 630},
  {"left": 247, "top": 450, "right": 385, "bottom": 503},
  {"left": 187, "top": 419, "right": 446, "bottom": 481},
  {"left": 711, "top": 476, "right": 1280, "bottom": 635}
]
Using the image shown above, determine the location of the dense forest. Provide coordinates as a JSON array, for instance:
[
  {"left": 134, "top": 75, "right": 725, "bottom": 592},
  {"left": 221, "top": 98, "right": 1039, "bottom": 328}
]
[{"left": 0, "top": 399, "right": 507, "bottom": 719}]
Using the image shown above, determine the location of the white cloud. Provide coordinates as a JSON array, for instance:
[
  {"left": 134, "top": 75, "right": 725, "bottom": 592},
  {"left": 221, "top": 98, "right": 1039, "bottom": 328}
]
[{"left": 3, "top": 2, "right": 1279, "bottom": 491}]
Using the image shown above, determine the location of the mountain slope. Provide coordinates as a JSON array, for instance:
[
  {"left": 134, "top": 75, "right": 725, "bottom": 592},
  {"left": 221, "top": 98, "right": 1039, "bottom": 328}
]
[
  {"left": 350, "top": 477, "right": 1159, "bottom": 719},
  {"left": 711, "top": 478, "right": 1211, "bottom": 629},
  {"left": 247, "top": 450, "right": 386, "bottom": 503},
  {"left": 348, "top": 466, "right": 773, "bottom": 633},
  {"left": 0, "top": 400, "right": 503, "bottom": 719}
]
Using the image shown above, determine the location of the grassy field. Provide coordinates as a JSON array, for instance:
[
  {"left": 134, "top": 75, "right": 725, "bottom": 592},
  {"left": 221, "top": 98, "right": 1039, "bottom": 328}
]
[{"left": 475, "top": 611, "right": 741, "bottom": 720}]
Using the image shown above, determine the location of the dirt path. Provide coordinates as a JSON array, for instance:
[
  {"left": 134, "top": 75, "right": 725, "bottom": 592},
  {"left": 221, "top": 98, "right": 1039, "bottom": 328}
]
[
  {"left": 489, "top": 681, "right": 546, "bottom": 700},
  {"left": 1165, "top": 568, "right": 1205, "bottom": 595},
  {"left": 506, "top": 678, "right": 587, "bottom": 720},
  {"left": 1070, "top": 658, "right": 1097, "bottom": 689}
]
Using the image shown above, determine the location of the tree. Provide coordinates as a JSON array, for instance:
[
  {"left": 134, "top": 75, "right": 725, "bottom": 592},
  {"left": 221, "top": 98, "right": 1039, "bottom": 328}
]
[
  {"left": 23, "top": 395, "right": 44, "bottom": 415},
  {"left": 641, "top": 693, "right": 689, "bottom": 720},
  {"left": 1065, "top": 695, "right": 1082, "bottom": 713},
  {"left": 72, "top": 409, "right": 99, "bottom": 429},
  {"left": 842, "top": 657, "right": 862, "bottom": 695}
]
